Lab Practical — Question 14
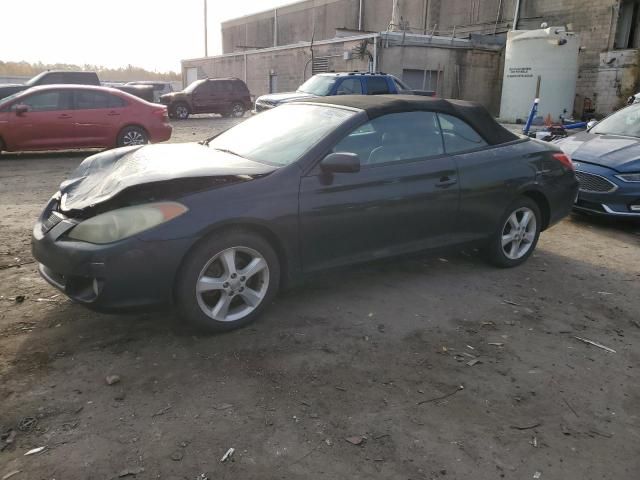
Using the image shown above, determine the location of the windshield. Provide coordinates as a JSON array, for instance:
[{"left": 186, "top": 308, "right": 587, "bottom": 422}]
[
  {"left": 592, "top": 103, "right": 640, "bottom": 138},
  {"left": 184, "top": 80, "right": 205, "bottom": 93},
  {"left": 25, "top": 71, "right": 47, "bottom": 86},
  {"left": 207, "top": 104, "right": 355, "bottom": 166},
  {"left": 297, "top": 76, "right": 337, "bottom": 96},
  {"left": 0, "top": 90, "right": 26, "bottom": 107}
]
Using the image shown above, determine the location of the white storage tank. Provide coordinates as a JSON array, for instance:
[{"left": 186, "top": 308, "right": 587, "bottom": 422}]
[{"left": 499, "top": 27, "right": 579, "bottom": 123}]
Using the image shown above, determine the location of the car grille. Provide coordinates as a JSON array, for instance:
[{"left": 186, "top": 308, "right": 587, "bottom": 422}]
[
  {"left": 42, "top": 211, "right": 65, "bottom": 234},
  {"left": 575, "top": 170, "right": 617, "bottom": 193}
]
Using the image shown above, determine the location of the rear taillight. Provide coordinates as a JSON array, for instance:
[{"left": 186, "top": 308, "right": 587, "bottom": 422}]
[
  {"left": 155, "top": 107, "right": 169, "bottom": 121},
  {"left": 552, "top": 152, "right": 574, "bottom": 171}
]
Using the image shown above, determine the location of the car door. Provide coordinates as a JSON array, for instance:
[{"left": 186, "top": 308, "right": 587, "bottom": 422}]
[
  {"left": 299, "top": 111, "right": 460, "bottom": 272},
  {"left": 191, "top": 81, "right": 210, "bottom": 113},
  {"left": 6, "top": 89, "right": 75, "bottom": 150},
  {"left": 72, "top": 90, "right": 127, "bottom": 147}
]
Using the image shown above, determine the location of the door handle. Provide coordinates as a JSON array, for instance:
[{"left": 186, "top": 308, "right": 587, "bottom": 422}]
[
  {"left": 57, "top": 114, "right": 72, "bottom": 119},
  {"left": 436, "top": 176, "right": 458, "bottom": 188},
  {"left": 107, "top": 111, "right": 120, "bottom": 116}
]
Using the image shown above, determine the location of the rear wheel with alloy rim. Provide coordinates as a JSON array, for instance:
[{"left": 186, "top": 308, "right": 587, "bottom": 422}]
[
  {"left": 487, "top": 197, "right": 541, "bottom": 268},
  {"left": 116, "top": 126, "right": 148, "bottom": 147},
  {"left": 175, "top": 230, "right": 280, "bottom": 332},
  {"left": 230, "top": 102, "right": 245, "bottom": 118}
]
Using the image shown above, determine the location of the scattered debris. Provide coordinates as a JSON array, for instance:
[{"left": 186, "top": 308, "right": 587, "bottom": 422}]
[
  {"left": 563, "top": 398, "right": 579, "bottom": 418},
  {"left": 105, "top": 375, "right": 121, "bottom": 386},
  {"left": 14, "top": 295, "right": 25, "bottom": 304},
  {"left": 530, "top": 436, "right": 538, "bottom": 448},
  {"left": 1, "top": 430, "right": 16, "bottom": 451},
  {"left": 466, "top": 359, "right": 480, "bottom": 367},
  {"left": 0, "top": 261, "right": 35, "bottom": 271},
  {"left": 152, "top": 405, "right": 173, "bottom": 417},
  {"left": 502, "top": 300, "right": 520, "bottom": 306},
  {"left": 630, "top": 319, "right": 640, "bottom": 329},
  {"left": 345, "top": 436, "right": 365, "bottom": 446},
  {"left": 510, "top": 422, "right": 541, "bottom": 431},
  {"left": 324, "top": 438, "right": 333, "bottom": 446},
  {"left": 417, "top": 385, "right": 464, "bottom": 405},
  {"left": 374, "top": 433, "right": 390, "bottom": 440},
  {"left": 195, "top": 475, "right": 209, "bottom": 480},
  {"left": 24, "top": 446, "right": 46, "bottom": 456},
  {"left": 215, "top": 403, "right": 233, "bottom": 410},
  {"left": 1, "top": 471, "right": 21, "bottom": 480},
  {"left": 377, "top": 324, "right": 385, "bottom": 333},
  {"left": 597, "top": 291, "right": 612, "bottom": 296},
  {"left": 561, "top": 424, "right": 571, "bottom": 436},
  {"left": 220, "top": 447, "right": 235, "bottom": 462},
  {"left": 488, "top": 342, "right": 504, "bottom": 347},
  {"left": 170, "top": 449, "right": 184, "bottom": 461},
  {"left": 118, "top": 466, "right": 145, "bottom": 477},
  {"left": 335, "top": 386, "right": 346, "bottom": 392},
  {"left": 588, "top": 429, "right": 613, "bottom": 438},
  {"left": 533, "top": 471, "right": 542, "bottom": 479},
  {"left": 573, "top": 336, "right": 616, "bottom": 354},
  {"left": 18, "top": 417, "right": 37, "bottom": 432}
]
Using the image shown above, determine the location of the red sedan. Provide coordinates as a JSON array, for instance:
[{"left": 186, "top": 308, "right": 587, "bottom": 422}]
[{"left": 0, "top": 85, "right": 172, "bottom": 153}]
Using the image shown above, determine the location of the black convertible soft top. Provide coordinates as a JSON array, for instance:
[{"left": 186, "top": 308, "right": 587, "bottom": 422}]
[{"left": 302, "top": 94, "right": 519, "bottom": 146}]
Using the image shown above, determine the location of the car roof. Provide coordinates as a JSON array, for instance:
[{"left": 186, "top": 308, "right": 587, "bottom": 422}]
[
  {"left": 300, "top": 94, "right": 519, "bottom": 145},
  {"left": 14, "top": 84, "right": 124, "bottom": 94},
  {"left": 316, "top": 72, "right": 394, "bottom": 77}
]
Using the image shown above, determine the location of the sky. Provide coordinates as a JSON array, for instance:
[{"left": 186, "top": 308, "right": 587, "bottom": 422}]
[{"left": 0, "top": 0, "right": 295, "bottom": 72}]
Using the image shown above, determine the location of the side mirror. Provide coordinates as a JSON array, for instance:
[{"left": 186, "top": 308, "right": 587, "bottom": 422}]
[
  {"left": 320, "top": 152, "right": 360, "bottom": 173},
  {"left": 14, "top": 104, "right": 29, "bottom": 116},
  {"left": 587, "top": 120, "right": 598, "bottom": 130}
]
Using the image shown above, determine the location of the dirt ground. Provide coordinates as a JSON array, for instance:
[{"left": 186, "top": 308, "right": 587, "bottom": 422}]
[{"left": 1, "top": 116, "right": 639, "bottom": 480}]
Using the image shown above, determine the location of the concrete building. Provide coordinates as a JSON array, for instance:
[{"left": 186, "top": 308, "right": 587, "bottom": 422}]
[{"left": 182, "top": 0, "right": 640, "bottom": 117}]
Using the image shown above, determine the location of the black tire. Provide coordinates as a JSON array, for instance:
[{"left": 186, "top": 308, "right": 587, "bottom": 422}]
[
  {"left": 230, "top": 102, "right": 246, "bottom": 118},
  {"left": 172, "top": 102, "right": 190, "bottom": 120},
  {"left": 116, "top": 126, "right": 148, "bottom": 147},
  {"left": 175, "top": 230, "right": 280, "bottom": 333},
  {"left": 486, "top": 197, "right": 542, "bottom": 268}
]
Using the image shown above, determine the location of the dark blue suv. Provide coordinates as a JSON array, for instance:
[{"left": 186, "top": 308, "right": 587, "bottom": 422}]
[{"left": 254, "top": 72, "right": 427, "bottom": 112}]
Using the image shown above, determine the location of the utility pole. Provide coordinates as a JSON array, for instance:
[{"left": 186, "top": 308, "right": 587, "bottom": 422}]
[{"left": 204, "top": 0, "right": 209, "bottom": 56}]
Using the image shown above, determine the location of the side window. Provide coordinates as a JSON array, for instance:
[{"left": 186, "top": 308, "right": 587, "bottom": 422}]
[
  {"left": 336, "top": 78, "right": 363, "bottom": 95},
  {"left": 39, "top": 73, "right": 63, "bottom": 85},
  {"left": 75, "top": 91, "right": 124, "bottom": 109},
  {"left": 366, "top": 77, "right": 390, "bottom": 95},
  {"left": 438, "top": 113, "right": 488, "bottom": 153},
  {"left": 393, "top": 77, "right": 410, "bottom": 92},
  {"left": 18, "top": 91, "right": 67, "bottom": 111},
  {"left": 333, "top": 111, "right": 444, "bottom": 166}
]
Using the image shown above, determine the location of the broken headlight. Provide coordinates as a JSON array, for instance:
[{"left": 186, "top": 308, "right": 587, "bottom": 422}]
[{"left": 67, "top": 202, "right": 188, "bottom": 244}]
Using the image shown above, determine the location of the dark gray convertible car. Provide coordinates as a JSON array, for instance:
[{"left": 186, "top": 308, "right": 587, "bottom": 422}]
[{"left": 32, "top": 95, "right": 578, "bottom": 332}]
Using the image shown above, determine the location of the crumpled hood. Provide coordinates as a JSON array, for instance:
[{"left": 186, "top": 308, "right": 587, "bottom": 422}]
[
  {"left": 59, "top": 143, "right": 277, "bottom": 212},
  {"left": 258, "top": 91, "right": 317, "bottom": 104},
  {"left": 555, "top": 132, "right": 640, "bottom": 173}
]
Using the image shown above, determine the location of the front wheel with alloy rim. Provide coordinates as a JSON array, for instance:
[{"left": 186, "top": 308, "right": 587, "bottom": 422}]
[
  {"left": 487, "top": 197, "right": 541, "bottom": 268},
  {"left": 175, "top": 230, "right": 280, "bottom": 332},
  {"left": 116, "top": 126, "right": 148, "bottom": 147}
]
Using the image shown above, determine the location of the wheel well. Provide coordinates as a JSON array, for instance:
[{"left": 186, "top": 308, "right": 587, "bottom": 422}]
[
  {"left": 0, "top": 136, "right": 4, "bottom": 151},
  {"left": 173, "top": 223, "right": 290, "bottom": 302},
  {"left": 522, "top": 190, "right": 550, "bottom": 230}
]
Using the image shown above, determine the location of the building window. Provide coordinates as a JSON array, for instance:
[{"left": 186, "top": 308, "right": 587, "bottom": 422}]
[
  {"left": 269, "top": 73, "right": 278, "bottom": 93},
  {"left": 615, "top": 0, "right": 640, "bottom": 49},
  {"left": 402, "top": 69, "right": 440, "bottom": 92}
]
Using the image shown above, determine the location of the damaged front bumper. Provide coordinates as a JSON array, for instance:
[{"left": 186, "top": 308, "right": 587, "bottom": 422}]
[{"left": 31, "top": 201, "right": 193, "bottom": 312}]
